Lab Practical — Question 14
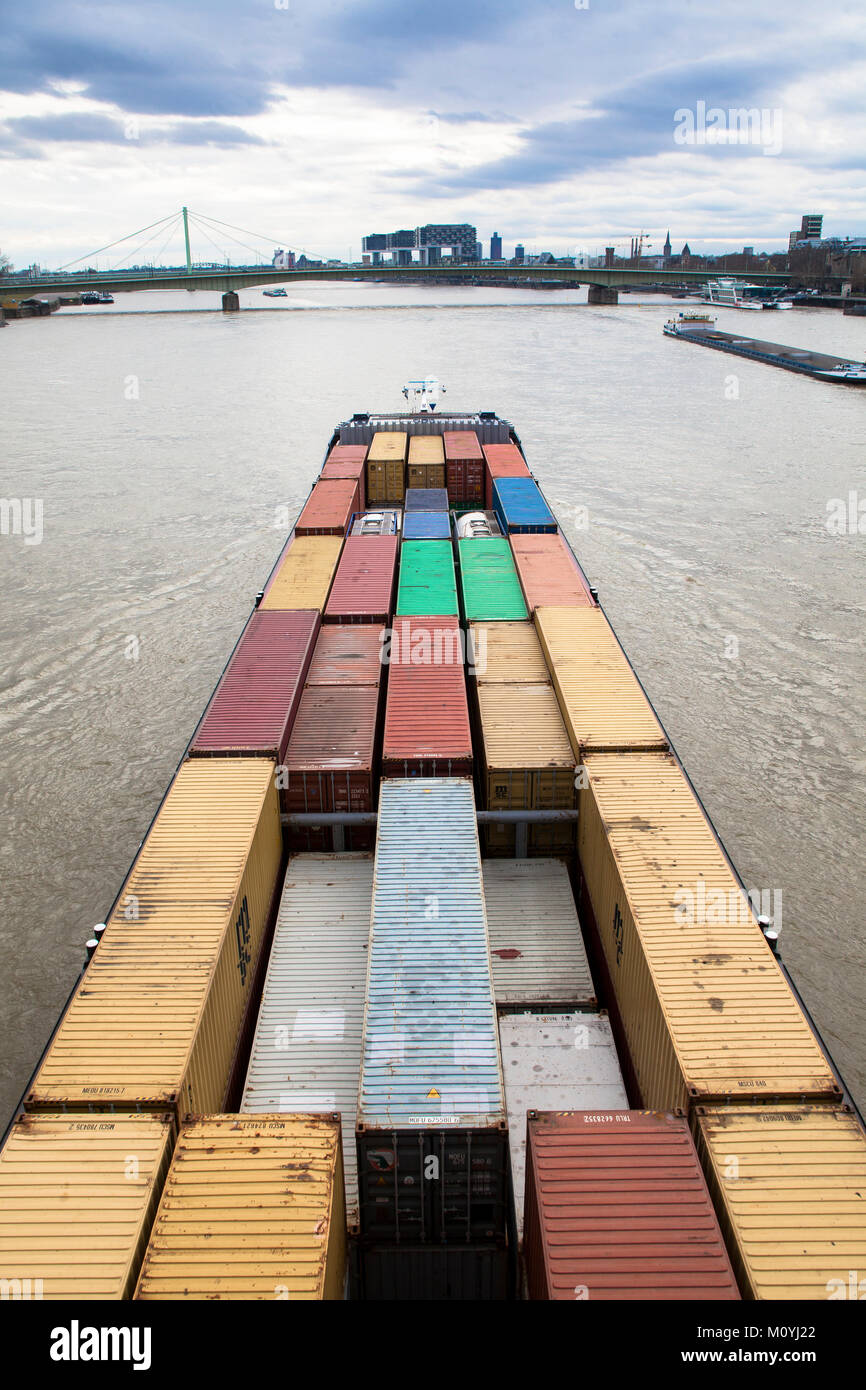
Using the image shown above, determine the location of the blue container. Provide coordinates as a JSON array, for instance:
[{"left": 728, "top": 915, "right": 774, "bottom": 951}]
[
  {"left": 356, "top": 778, "right": 508, "bottom": 1245},
  {"left": 491, "top": 476, "right": 557, "bottom": 534},
  {"left": 402, "top": 510, "right": 452, "bottom": 540},
  {"left": 404, "top": 487, "right": 450, "bottom": 513}
]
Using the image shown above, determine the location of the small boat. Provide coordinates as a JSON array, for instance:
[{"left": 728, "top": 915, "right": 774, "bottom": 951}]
[
  {"left": 262, "top": 287, "right": 288, "bottom": 298},
  {"left": 80, "top": 290, "right": 113, "bottom": 305}
]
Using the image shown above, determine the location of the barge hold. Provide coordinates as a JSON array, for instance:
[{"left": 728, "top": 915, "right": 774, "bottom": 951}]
[
  {"left": 664, "top": 315, "right": 866, "bottom": 383},
  {"left": 3, "top": 406, "right": 862, "bottom": 1305}
]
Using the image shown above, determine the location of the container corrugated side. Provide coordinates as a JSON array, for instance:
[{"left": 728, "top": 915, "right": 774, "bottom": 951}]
[
  {"left": 357, "top": 778, "right": 508, "bottom": 1245},
  {"left": 693, "top": 1106, "right": 866, "bottom": 1300},
  {"left": 382, "top": 620, "right": 472, "bottom": 778},
  {"left": 361, "top": 1245, "right": 509, "bottom": 1301},
  {"left": 305, "top": 624, "right": 385, "bottom": 687},
  {"left": 443, "top": 430, "right": 484, "bottom": 503},
  {"left": 483, "top": 858, "right": 595, "bottom": 1010},
  {"left": 260, "top": 535, "right": 343, "bottom": 612},
  {"left": 26, "top": 758, "right": 282, "bottom": 1117},
  {"left": 324, "top": 535, "right": 398, "bottom": 624},
  {"left": 510, "top": 533, "right": 594, "bottom": 611},
  {"left": 295, "top": 478, "right": 360, "bottom": 536},
  {"left": 283, "top": 686, "right": 379, "bottom": 851},
  {"left": 407, "top": 463, "right": 446, "bottom": 490},
  {"left": 0, "top": 1113, "right": 173, "bottom": 1300},
  {"left": 396, "top": 539, "right": 459, "bottom": 617},
  {"left": 482, "top": 441, "right": 530, "bottom": 508},
  {"left": 468, "top": 620, "right": 550, "bottom": 685},
  {"left": 404, "top": 487, "right": 449, "bottom": 512},
  {"left": 367, "top": 431, "right": 407, "bottom": 504},
  {"left": 135, "top": 1115, "right": 346, "bottom": 1300},
  {"left": 524, "top": 1110, "right": 740, "bottom": 1300},
  {"left": 536, "top": 606, "right": 669, "bottom": 754},
  {"left": 500, "top": 1014, "right": 629, "bottom": 1239},
  {"left": 458, "top": 537, "right": 528, "bottom": 622},
  {"left": 321, "top": 452, "right": 366, "bottom": 508},
  {"left": 578, "top": 752, "right": 842, "bottom": 1113},
  {"left": 189, "top": 610, "right": 320, "bottom": 761},
  {"left": 241, "top": 853, "right": 373, "bottom": 1232},
  {"left": 492, "top": 476, "right": 557, "bottom": 534},
  {"left": 476, "top": 682, "right": 574, "bottom": 856},
  {"left": 403, "top": 511, "right": 452, "bottom": 541}
]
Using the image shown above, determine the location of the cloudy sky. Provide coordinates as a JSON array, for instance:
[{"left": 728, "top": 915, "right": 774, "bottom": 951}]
[{"left": 2, "top": 0, "right": 865, "bottom": 268}]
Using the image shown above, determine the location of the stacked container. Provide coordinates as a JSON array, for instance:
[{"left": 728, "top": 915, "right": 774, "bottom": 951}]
[
  {"left": 482, "top": 441, "right": 531, "bottom": 508},
  {"left": 407, "top": 433, "right": 445, "bottom": 490},
  {"left": 444, "top": 430, "right": 485, "bottom": 504},
  {"left": 321, "top": 442, "right": 368, "bottom": 508},
  {"left": 282, "top": 684, "right": 380, "bottom": 851},
  {"left": 458, "top": 537, "right": 528, "bottom": 622},
  {"left": 305, "top": 623, "right": 385, "bottom": 688},
  {"left": 483, "top": 858, "right": 595, "bottom": 1012},
  {"left": 295, "top": 478, "right": 360, "bottom": 536},
  {"left": 403, "top": 511, "right": 451, "bottom": 540},
  {"left": 382, "top": 617, "right": 472, "bottom": 778},
  {"left": 396, "top": 540, "right": 459, "bottom": 617},
  {"left": 492, "top": 477, "right": 556, "bottom": 535},
  {"left": 404, "top": 487, "right": 449, "bottom": 512},
  {"left": 510, "top": 533, "right": 595, "bottom": 612},
  {"left": 476, "top": 682, "right": 575, "bottom": 856},
  {"left": 260, "top": 534, "right": 343, "bottom": 613},
  {"left": 467, "top": 619, "right": 550, "bottom": 685},
  {"left": 366, "top": 430, "right": 407, "bottom": 504},
  {"left": 324, "top": 535, "right": 398, "bottom": 624}
]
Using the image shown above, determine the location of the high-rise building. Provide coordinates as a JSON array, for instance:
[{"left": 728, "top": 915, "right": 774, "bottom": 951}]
[
  {"left": 514, "top": 244, "right": 525, "bottom": 262},
  {"left": 490, "top": 232, "right": 502, "bottom": 261},
  {"left": 801, "top": 214, "right": 823, "bottom": 239},
  {"left": 475, "top": 241, "right": 483, "bottom": 262}
]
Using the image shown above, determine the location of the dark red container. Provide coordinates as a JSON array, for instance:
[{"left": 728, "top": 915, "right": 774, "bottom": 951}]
[
  {"left": 188, "top": 609, "right": 320, "bottom": 761},
  {"left": 321, "top": 446, "right": 367, "bottom": 508},
  {"left": 305, "top": 624, "right": 385, "bottom": 687},
  {"left": 295, "top": 478, "right": 360, "bottom": 536},
  {"left": 324, "top": 535, "right": 398, "bottom": 624},
  {"left": 283, "top": 685, "right": 380, "bottom": 850},
  {"left": 509, "top": 533, "right": 595, "bottom": 610},
  {"left": 444, "top": 430, "right": 485, "bottom": 504},
  {"left": 382, "top": 615, "right": 472, "bottom": 777},
  {"left": 482, "top": 442, "right": 531, "bottom": 508},
  {"left": 524, "top": 1111, "right": 740, "bottom": 1302}
]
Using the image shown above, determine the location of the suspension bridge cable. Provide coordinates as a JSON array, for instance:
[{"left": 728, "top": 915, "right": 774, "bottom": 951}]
[
  {"left": 141, "top": 215, "right": 186, "bottom": 269},
  {"left": 185, "top": 215, "right": 233, "bottom": 262},
  {"left": 55, "top": 211, "right": 180, "bottom": 271},
  {"left": 191, "top": 210, "right": 330, "bottom": 264},
  {"left": 187, "top": 213, "right": 267, "bottom": 263},
  {"left": 108, "top": 212, "right": 183, "bottom": 270}
]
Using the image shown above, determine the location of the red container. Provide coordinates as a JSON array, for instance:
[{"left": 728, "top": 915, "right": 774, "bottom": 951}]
[
  {"left": 295, "top": 478, "right": 360, "bottom": 536},
  {"left": 305, "top": 624, "right": 385, "bottom": 687},
  {"left": 509, "top": 533, "right": 594, "bottom": 611},
  {"left": 382, "top": 615, "right": 472, "bottom": 777},
  {"left": 443, "top": 430, "right": 485, "bottom": 504},
  {"left": 283, "top": 685, "right": 380, "bottom": 850},
  {"left": 482, "top": 442, "right": 531, "bottom": 508},
  {"left": 324, "top": 535, "right": 398, "bottom": 624},
  {"left": 321, "top": 446, "right": 367, "bottom": 508},
  {"left": 189, "top": 609, "right": 320, "bottom": 760},
  {"left": 524, "top": 1111, "right": 740, "bottom": 1302}
]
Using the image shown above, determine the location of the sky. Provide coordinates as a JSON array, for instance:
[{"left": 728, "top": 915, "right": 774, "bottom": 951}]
[{"left": 1, "top": 0, "right": 865, "bottom": 269}]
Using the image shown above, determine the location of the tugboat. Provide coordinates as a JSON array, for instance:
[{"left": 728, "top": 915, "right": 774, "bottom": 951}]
[{"left": 262, "top": 287, "right": 288, "bottom": 298}]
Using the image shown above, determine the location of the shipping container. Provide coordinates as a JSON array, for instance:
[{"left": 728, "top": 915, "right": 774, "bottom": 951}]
[
  {"left": 404, "top": 487, "right": 450, "bottom": 512},
  {"left": 535, "top": 606, "right": 669, "bottom": 755},
  {"left": 305, "top": 623, "right": 385, "bottom": 688},
  {"left": 693, "top": 1105, "right": 866, "bottom": 1301},
  {"left": 295, "top": 478, "right": 360, "bottom": 536},
  {"left": 135, "top": 1115, "right": 346, "bottom": 1300},
  {"left": 510, "top": 533, "right": 594, "bottom": 612},
  {"left": 26, "top": 758, "right": 282, "bottom": 1118},
  {"left": 402, "top": 511, "right": 452, "bottom": 541},
  {"left": 189, "top": 609, "right": 319, "bottom": 761},
  {"left": 483, "top": 859, "right": 595, "bottom": 1011},
  {"left": 476, "top": 682, "right": 574, "bottom": 856},
  {"left": 578, "top": 751, "right": 842, "bottom": 1114},
  {"left": 351, "top": 509, "right": 400, "bottom": 536},
  {"left": 492, "top": 477, "right": 556, "bottom": 534},
  {"left": 444, "top": 429, "right": 485, "bottom": 504},
  {"left": 0, "top": 1113, "right": 173, "bottom": 1300},
  {"left": 468, "top": 620, "right": 550, "bottom": 686},
  {"left": 408, "top": 434, "right": 445, "bottom": 491},
  {"left": 482, "top": 441, "right": 531, "bottom": 508},
  {"left": 458, "top": 537, "right": 528, "bottom": 622},
  {"left": 241, "top": 854, "right": 372, "bottom": 1232},
  {"left": 367, "top": 431, "right": 407, "bottom": 503},
  {"left": 325, "top": 443, "right": 368, "bottom": 466},
  {"left": 321, "top": 451, "right": 366, "bottom": 508},
  {"left": 524, "top": 1110, "right": 740, "bottom": 1300},
  {"left": 454, "top": 509, "right": 502, "bottom": 539},
  {"left": 357, "top": 778, "right": 508, "bottom": 1245},
  {"left": 382, "top": 619, "right": 471, "bottom": 778},
  {"left": 283, "top": 686, "right": 379, "bottom": 851},
  {"left": 500, "top": 1014, "right": 629, "bottom": 1238},
  {"left": 360, "top": 1245, "right": 509, "bottom": 1301},
  {"left": 323, "top": 534, "right": 398, "bottom": 625},
  {"left": 260, "top": 534, "right": 343, "bottom": 612},
  {"left": 396, "top": 539, "right": 459, "bottom": 617}
]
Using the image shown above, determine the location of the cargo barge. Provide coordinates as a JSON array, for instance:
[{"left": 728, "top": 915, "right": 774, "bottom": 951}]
[
  {"left": 664, "top": 314, "right": 866, "bottom": 383},
  {"left": 2, "top": 408, "right": 864, "bottom": 1304}
]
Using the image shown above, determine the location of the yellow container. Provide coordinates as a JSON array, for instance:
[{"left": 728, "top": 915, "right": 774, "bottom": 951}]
[
  {"left": 477, "top": 683, "right": 574, "bottom": 855},
  {"left": 0, "top": 1113, "right": 173, "bottom": 1299},
  {"left": 368, "top": 430, "right": 408, "bottom": 462},
  {"left": 577, "top": 752, "right": 841, "bottom": 1113},
  {"left": 367, "top": 432, "right": 407, "bottom": 502},
  {"left": 535, "top": 607, "right": 668, "bottom": 755},
  {"left": 408, "top": 462, "right": 446, "bottom": 489},
  {"left": 135, "top": 1115, "right": 346, "bottom": 1300},
  {"left": 408, "top": 435, "right": 444, "bottom": 464},
  {"left": 261, "top": 535, "right": 343, "bottom": 612},
  {"left": 694, "top": 1106, "right": 866, "bottom": 1300},
  {"left": 26, "top": 759, "right": 282, "bottom": 1118},
  {"left": 469, "top": 620, "right": 550, "bottom": 685}
]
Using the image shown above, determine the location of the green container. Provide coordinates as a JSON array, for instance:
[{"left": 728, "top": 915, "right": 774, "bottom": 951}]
[
  {"left": 458, "top": 537, "right": 529, "bottom": 621},
  {"left": 396, "top": 540, "right": 459, "bottom": 616}
]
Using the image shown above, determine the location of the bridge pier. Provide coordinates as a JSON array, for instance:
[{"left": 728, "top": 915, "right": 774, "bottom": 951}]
[
  {"left": 222, "top": 291, "right": 240, "bottom": 312},
  {"left": 588, "top": 285, "right": 618, "bottom": 305}
]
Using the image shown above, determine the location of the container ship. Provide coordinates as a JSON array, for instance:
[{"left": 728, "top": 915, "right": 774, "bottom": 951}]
[
  {"left": 664, "top": 314, "right": 866, "bottom": 384},
  {"left": 2, "top": 408, "right": 864, "bottom": 1303}
]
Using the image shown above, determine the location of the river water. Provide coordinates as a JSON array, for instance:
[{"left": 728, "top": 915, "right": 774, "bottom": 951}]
[{"left": 1, "top": 283, "right": 864, "bottom": 1123}]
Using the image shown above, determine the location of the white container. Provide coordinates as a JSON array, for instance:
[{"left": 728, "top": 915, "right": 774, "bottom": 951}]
[
  {"left": 483, "top": 859, "right": 595, "bottom": 1010},
  {"left": 240, "top": 853, "right": 373, "bottom": 1232},
  {"left": 499, "top": 1011, "right": 628, "bottom": 1238}
]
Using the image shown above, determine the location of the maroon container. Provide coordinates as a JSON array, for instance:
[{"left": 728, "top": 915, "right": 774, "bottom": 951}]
[
  {"left": 482, "top": 441, "right": 531, "bottom": 508},
  {"left": 188, "top": 609, "right": 320, "bottom": 761},
  {"left": 305, "top": 624, "right": 386, "bottom": 687},
  {"left": 295, "top": 478, "right": 360, "bottom": 536},
  {"left": 321, "top": 446, "right": 367, "bottom": 508},
  {"left": 324, "top": 535, "right": 398, "bottom": 624},
  {"left": 524, "top": 1110, "right": 740, "bottom": 1301},
  {"left": 444, "top": 430, "right": 484, "bottom": 504},
  {"left": 382, "top": 615, "right": 472, "bottom": 777},
  {"left": 283, "top": 685, "right": 380, "bottom": 850}
]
